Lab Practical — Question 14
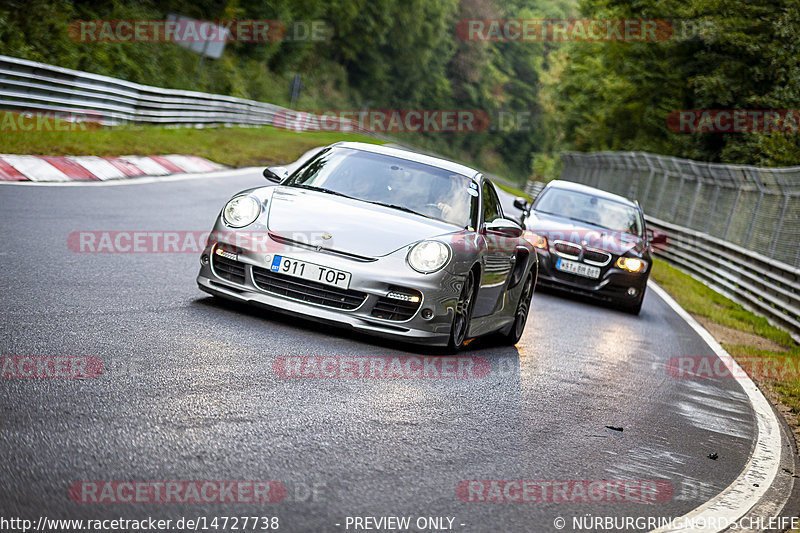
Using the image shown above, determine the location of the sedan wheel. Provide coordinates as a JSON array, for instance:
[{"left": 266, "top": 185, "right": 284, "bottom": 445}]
[{"left": 448, "top": 270, "right": 476, "bottom": 352}]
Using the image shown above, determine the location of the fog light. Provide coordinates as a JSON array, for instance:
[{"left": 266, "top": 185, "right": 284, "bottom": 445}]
[
  {"left": 201, "top": 254, "right": 209, "bottom": 265},
  {"left": 421, "top": 308, "right": 434, "bottom": 320},
  {"left": 627, "top": 287, "right": 638, "bottom": 296},
  {"left": 215, "top": 247, "right": 238, "bottom": 261},
  {"left": 387, "top": 291, "right": 421, "bottom": 303}
]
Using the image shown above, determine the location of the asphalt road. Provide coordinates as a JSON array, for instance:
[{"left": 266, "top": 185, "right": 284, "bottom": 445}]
[{"left": 0, "top": 170, "right": 758, "bottom": 532}]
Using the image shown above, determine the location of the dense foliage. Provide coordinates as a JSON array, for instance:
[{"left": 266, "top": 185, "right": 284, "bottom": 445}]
[
  {"left": 555, "top": 0, "right": 800, "bottom": 166},
  {"left": 1, "top": 0, "right": 797, "bottom": 177}
]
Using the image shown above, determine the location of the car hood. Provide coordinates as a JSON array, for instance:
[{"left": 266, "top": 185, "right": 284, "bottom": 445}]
[
  {"left": 266, "top": 186, "right": 459, "bottom": 258},
  {"left": 525, "top": 211, "right": 644, "bottom": 255}
]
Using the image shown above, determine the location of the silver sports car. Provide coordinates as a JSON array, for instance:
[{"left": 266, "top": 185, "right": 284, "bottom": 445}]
[{"left": 197, "top": 142, "right": 537, "bottom": 350}]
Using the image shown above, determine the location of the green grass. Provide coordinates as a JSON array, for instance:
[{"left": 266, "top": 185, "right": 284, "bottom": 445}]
[
  {"left": 651, "top": 259, "right": 797, "bottom": 346},
  {"left": 651, "top": 258, "right": 800, "bottom": 413},
  {"left": 0, "top": 115, "right": 383, "bottom": 168}
]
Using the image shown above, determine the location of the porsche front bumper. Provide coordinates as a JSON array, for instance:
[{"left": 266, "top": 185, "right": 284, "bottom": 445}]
[{"left": 196, "top": 234, "right": 465, "bottom": 346}]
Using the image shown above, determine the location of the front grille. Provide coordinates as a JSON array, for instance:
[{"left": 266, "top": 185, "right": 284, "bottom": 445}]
[
  {"left": 212, "top": 252, "right": 246, "bottom": 284},
  {"left": 371, "top": 287, "right": 423, "bottom": 321},
  {"left": 583, "top": 248, "right": 612, "bottom": 266},
  {"left": 251, "top": 266, "right": 367, "bottom": 310},
  {"left": 553, "top": 240, "right": 581, "bottom": 259}
]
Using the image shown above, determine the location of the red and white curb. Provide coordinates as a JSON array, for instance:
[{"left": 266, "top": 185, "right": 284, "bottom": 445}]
[{"left": 0, "top": 154, "right": 225, "bottom": 182}]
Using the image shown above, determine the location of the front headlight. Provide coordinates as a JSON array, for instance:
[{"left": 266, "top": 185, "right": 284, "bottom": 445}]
[
  {"left": 523, "top": 231, "right": 548, "bottom": 249},
  {"left": 407, "top": 240, "right": 451, "bottom": 274},
  {"left": 616, "top": 256, "right": 647, "bottom": 273},
  {"left": 223, "top": 196, "right": 261, "bottom": 228}
]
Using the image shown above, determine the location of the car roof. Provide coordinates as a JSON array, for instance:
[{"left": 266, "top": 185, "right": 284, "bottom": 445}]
[
  {"left": 542, "top": 179, "right": 637, "bottom": 207},
  {"left": 331, "top": 142, "right": 481, "bottom": 179}
]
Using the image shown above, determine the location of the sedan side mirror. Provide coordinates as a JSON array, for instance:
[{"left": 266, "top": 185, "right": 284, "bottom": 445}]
[
  {"left": 484, "top": 218, "right": 523, "bottom": 238},
  {"left": 647, "top": 229, "right": 668, "bottom": 250},
  {"left": 513, "top": 197, "right": 530, "bottom": 212},
  {"left": 263, "top": 166, "right": 289, "bottom": 183}
]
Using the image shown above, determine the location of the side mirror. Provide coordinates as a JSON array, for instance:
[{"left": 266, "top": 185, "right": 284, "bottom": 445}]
[
  {"left": 484, "top": 218, "right": 523, "bottom": 238},
  {"left": 648, "top": 229, "right": 668, "bottom": 250},
  {"left": 263, "top": 166, "right": 289, "bottom": 183},
  {"left": 513, "top": 197, "right": 530, "bottom": 212}
]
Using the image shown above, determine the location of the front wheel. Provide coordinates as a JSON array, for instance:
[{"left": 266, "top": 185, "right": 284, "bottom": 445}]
[
  {"left": 448, "top": 270, "right": 476, "bottom": 352},
  {"left": 500, "top": 272, "right": 534, "bottom": 345},
  {"left": 619, "top": 292, "right": 644, "bottom": 315}
]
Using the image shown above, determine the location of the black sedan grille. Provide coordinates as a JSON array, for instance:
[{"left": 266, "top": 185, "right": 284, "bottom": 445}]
[
  {"left": 212, "top": 253, "right": 246, "bottom": 285},
  {"left": 583, "top": 248, "right": 612, "bottom": 266},
  {"left": 371, "top": 288, "right": 422, "bottom": 321},
  {"left": 553, "top": 241, "right": 581, "bottom": 258},
  {"left": 251, "top": 266, "right": 367, "bottom": 310}
]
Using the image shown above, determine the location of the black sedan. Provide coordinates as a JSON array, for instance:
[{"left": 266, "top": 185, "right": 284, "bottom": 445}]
[{"left": 517, "top": 180, "right": 665, "bottom": 314}]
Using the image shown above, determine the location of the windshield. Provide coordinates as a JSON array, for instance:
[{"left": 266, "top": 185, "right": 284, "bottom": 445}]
[
  {"left": 285, "top": 148, "right": 478, "bottom": 228},
  {"left": 534, "top": 188, "right": 643, "bottom": 236}
]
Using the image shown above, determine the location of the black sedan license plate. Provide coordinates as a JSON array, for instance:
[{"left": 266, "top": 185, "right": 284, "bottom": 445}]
[
  {"left": 270, "top": 255, "right": 351, "bottom": 289},
  {"left": 556, "top": 258, "right": 601, "bottom": 279}
]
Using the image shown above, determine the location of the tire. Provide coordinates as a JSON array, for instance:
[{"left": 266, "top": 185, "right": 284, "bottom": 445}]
[
  {"left": 501, "top": 272, "right": 534, "bottom": 345},
  {"left": 619, "top": 293, "right": 644, "bottom": 315},
  {"left": 448, "top": 270, "right": 477, "bottom": 352}
]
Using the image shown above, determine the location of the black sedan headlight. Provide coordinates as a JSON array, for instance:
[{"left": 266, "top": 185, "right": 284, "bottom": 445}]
[{"left": 615, "top": 256, "right": 647, "bottom": 273}]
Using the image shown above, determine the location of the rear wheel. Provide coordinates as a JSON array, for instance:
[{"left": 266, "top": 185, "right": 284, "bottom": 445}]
[
  {"left": 448, "top": 270, "right": 476, "bottom": 352},
  {"left": 501, "top": 273, "right": 533, "bottom": 345}
]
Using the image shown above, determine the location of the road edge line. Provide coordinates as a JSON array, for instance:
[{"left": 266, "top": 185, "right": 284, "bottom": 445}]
[{"left": 648, "top": 281, "right": 788, "bottom": 533}]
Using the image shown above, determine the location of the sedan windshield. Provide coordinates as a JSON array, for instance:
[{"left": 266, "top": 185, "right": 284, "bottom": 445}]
[
  {"left": 534, "top": 188, "right": 643, "bottom": 236},
  {"left": 285, "top": 148, "right": 478, "bottom": 228}
]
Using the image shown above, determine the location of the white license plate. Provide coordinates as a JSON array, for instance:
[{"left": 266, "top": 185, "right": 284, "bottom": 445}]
[
  {"left": 556, "top": 258, "right": 601, "bottom": 279},
  {"left": 270, "top": 255, "right": 351, "bottom": 289}
]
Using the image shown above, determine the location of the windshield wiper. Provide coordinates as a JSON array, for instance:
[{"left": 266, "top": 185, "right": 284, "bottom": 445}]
[
  {"left": 364, "top": 201, "right": 435, "bottom": 220},
  {"left": 291, "top": 184, "right": 355, "bottom": 199}
]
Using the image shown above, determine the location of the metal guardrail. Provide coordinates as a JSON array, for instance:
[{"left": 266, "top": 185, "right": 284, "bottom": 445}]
[
  {"left": 0, "top": 54, "right": 376, "bottom": 134},
  {"left": 647, "top": 217, "right": 800, "bottom": 342},
  {"left": 561, "top": 151, "right": 800, "bottom": 342}
]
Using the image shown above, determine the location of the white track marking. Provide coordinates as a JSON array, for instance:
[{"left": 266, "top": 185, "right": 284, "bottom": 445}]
[
  {"left": 0, "top": 155, "right": 71, "bottom": 181},
  {"left": 648, "top": 281, "right": 783, "bottom": 533},
  {"left": 0, "top": 166, "right": 260, "bottom": 186}
]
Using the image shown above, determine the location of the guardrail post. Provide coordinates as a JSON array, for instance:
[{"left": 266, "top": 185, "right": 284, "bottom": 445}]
[
  {"left": 742, "top": 168, "right": 764, "bottom": 248},
  {"left": 686, "top": 178, "right": 703, "bottom": 228},
  {"left": 768, "top": 193, "right": 791, "bottom": 258},
  {"left": 706, "top": 183, "right": 721, "bottom": 233}
]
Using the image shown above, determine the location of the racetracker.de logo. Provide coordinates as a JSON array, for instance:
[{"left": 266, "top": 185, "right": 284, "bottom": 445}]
[
  {"left": 666, "top": 355, "right": 800, "bottom": 380},
  {"left": 271, "top": 110, "right": 491, "bottom": 133},
  {"left": 1, "top": 356, "right": 104, "bottom": 379},
  {"left": 68, "top": 20, "right": 329, "bottom": 43},
  {"left": 456, "top": 19, "right": 673, "bottom": 42},
  {"left": 66, "top": 231, "right": 333, "bottom": 254},
  {"left": 69, "top": 481, "right": 287, "bottom": 504},
  {"left": 456, "top": 479, "right": 673, "bottom": 502},
  {"left": 273, "top": 356, "right": 491, "bottom": 379},
  {"left": 667, "top": 110, "right": 800, "bottom": 133},
  {"left": 1, "top": 110, "right": 103, "bottom": 132}
]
